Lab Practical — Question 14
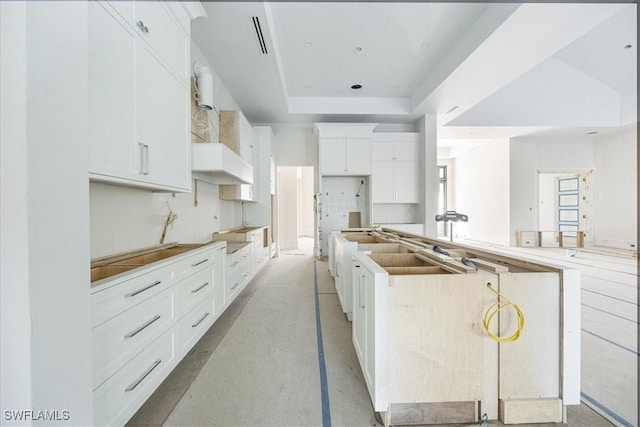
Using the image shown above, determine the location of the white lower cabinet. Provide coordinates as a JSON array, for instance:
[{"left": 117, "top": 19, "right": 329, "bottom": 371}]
[
  {"left": 92, "top": 234, "right": 270, "bottom": 426},
  {"left": 177, "top": 295, "right": 214, "bottom": 357},
  {"left": 91, "top": 242, "right": 225, "bottom": 426},
  {"left": 225, "top": 244, "right": 253, "bottom": 303},
  {"left": 93, "top": 329, "right": 176, "bottom": 427}
]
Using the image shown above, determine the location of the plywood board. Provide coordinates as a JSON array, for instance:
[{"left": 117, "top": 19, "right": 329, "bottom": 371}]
[
  {"left": 358, "top": 243, "right": 410, "bottom": 254},
  {"left": 369, "top": 253, "right": 436, "bottom": 267},
  {"left": 386, "top": 273, "right": 499, "bottom": 404},
  {"left": 218, "top": 110, "right": 240, "bottom": 154},
  {"left": 499, "top": 398, "right": 562, "bottom": 424},
  {"left": 384, "top": 266, "right": 450, "bottom": 275},
  {"left": 498, "top": 273, "right": 560, "bottom": 399},
  {"left": 389, "top": 401, "right": 477, "bottom": 425}
]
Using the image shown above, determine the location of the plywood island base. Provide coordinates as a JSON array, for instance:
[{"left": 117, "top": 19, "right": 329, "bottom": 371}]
[{"left": 332, "top": 228, "right": 580, "bottom": 426}]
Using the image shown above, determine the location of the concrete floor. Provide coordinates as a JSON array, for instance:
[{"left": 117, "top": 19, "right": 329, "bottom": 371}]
[{"left": 128, "top": 241, "right": 626, "bottom": 427}]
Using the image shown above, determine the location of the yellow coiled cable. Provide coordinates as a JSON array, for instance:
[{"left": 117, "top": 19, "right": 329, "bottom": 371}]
[{"left": 483, "top": 282, "right": 525, "bottom": 343}]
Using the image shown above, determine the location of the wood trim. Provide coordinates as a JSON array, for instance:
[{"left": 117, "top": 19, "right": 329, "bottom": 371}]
[
  {"left": 389, "top": 401, "right": 477, "bottom": 425},
  {"left": 499, "top": 398, "right": 562, "bottom": 424}
]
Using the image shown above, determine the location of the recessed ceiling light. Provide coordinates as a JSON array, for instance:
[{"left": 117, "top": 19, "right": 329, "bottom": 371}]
[
  {"left": 624, "top": 44, "right": 632, "bottom": 49},
  {"left": 351, "top": 84, "right": 362, "bottom": 90},
  {"left": 421, "top": 42, "right": 430, "bottom": 49},
  {"left": 304, "top": 41, "right": 312, "bottom": 47},
  {"left": 587, "top": 131, "right": 598, "bottom": 135}
]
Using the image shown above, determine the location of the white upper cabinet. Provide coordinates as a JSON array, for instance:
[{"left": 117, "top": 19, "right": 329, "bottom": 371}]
[
  {"left": 316, "top": 123, "right": 378, "bottom": 176},
  {"left": 89, "top": 1, "right": 191, "bottom": 192},
  {"left": 371, "top": 133, "right": 420, "bottom": 203},
  {"left": 319, "top": 138, "right": 372, "bottom": 176}
]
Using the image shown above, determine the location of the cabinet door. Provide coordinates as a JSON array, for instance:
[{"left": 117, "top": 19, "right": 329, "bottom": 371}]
[
  {"left": 134, "top": 1, "right": 188, "bottom": 81},
  {"left": 345, "top": 138, "right": 371, "bottom": 175},
  {"left": 371, "top": 161, "right": 395, "bottom": 203},
  {"left": 319, "top": 138, "right": 346, "bottom": 175},
  {"left": 137, "top": 43, "right": 190, "bottom": 191},
  {"left": 352, "top": 262, "right": 366, "bottom": 365},
  {"left": 395, "top": 139, "right": 420, "bottom": 161},
  {"left": 372, "top": 141, "right": 395, "bottom": 161},
  {"left": 363, "top": 267, "right": 376, "bottom": 389},
  {"left": 213, "top": 245, "right": 226, "bottom": 314},
  {"left": 395, "top": 161, "right": 419, "bottom": 203},
  {"left": 89, "top": 2, "right": 137, "bottom": 181}
]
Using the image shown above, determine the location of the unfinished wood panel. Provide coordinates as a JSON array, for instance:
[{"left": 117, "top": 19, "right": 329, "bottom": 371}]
[
  {"left": 384, "top": 266, "right": 450, "bottom": 275},
  {"left": 369, "top": 253, "right": 437, "bottom": 267},
  {"left": 357, "top": 243, "right": 411, "bottom": 254},
  {"left": 386, "top": 273, "right": 499, "bottom": 404},
  {"left": 389, "top": 401, "right": 477, "bottom": 425},
  {"left": 218, "top": 110, "right": 240, "bottom": 154},
  {"left": 470, "top": 258, "right": 510, "bottom": 273},
  {"left": 498, "top": 273, "right": 560, "bottom": 399},
  {"left": 499, "top": 398, "right": 562, "bottom": 424}
]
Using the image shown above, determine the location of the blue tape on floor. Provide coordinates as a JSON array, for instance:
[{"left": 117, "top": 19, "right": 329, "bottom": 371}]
[
  {"left": 313, "top": 260, "right": 332, "bottom": 427},
  {"left": 581, "top": 328, "right": 639, "bottom": 356},
  {"left": 581, "top": 391, "right": 634, "bottom": 427}
]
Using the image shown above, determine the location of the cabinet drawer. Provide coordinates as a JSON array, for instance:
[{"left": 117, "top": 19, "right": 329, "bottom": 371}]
[
  {"left": 91, "top": 264, "right": 175, "bottom": 328},
  {"left": 174, "top": 249, "right": 216, "bottom": 283},
  {"left": 177, "top": 296, "right": 214, "bottom": 356},
  {"left": 93, "top": 329, "right": 175, "bottom": 427},
  {"left": 93, "top": 288, "right": 175, "bottom": 388},
  {"left": 178, "top": 267, "right": 214, "bottom": 315},
  {"left": 225, "top": 263, "right": 251, "bottom": 299}
]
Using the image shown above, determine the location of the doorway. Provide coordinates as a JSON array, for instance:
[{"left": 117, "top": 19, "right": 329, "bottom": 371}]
[
  {"left": 277, "top": 166, "right": 314, "bottom": 252},
  {"left": 538, "top": 170, "right": 593, "bottom": 246}
]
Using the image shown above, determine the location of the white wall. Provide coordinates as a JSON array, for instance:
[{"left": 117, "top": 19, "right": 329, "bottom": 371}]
[
  {"left": 0, "top": 2, "right": 93, "bottom": 424},
  {"left": 300, "top": 167, "right": 315, "bottom": 237},
  {"left": 90, "top": 181, "right": 241, "bottom": 258},
  {"left": 417, "top": 115, "right": 439, "bottom": 236},
  {"left": 1, "top": 1, "right": 32, "bottom": 418},
  {"left": 538, "top": 173, "right": 558, "bottom": 230},
  {"left": 278, "top": 167, "right": 299, "bottom": 250},
  {"left": 271, "top": 125, "right": 318, "bottom": 167},
  {"left": 593, "top": 124, "right": 638, "bottom": 249},
  {"left": 509, "top": 135, "right": 595, "bottom": 246},
  {"left": 451, "top": 139, "right": 511, "bottom": 245}
]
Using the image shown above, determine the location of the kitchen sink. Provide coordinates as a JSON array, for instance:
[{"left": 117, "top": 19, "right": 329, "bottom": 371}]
[{"left": 91, "top": 243, "right": 208, "bottom": 282}]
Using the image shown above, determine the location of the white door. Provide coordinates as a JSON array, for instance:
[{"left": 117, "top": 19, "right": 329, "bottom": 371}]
[{"left": 557, "top": 176, "right": 580, "bottom": 246}]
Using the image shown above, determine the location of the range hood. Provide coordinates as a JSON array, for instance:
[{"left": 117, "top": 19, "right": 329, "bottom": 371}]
[{"left": 192, "top": 143, "right": 253, "bottom": 185}]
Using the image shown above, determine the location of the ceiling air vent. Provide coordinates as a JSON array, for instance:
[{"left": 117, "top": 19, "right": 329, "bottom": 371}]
[{"left": 252, "top": 17, "right": 268, "bottom": 55}]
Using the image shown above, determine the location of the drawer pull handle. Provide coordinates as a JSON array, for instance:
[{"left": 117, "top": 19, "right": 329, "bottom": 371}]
[
  {"left": 191, "top": 312, "right": 210, "bottom": 328},
  {"left": 191, "top": 258, "right": 209, "bottom": 267},
  {"left": 231, "top": 283, "right": 239, "bottom": 290},
  {"left": 191, "top": 281, "right": 209, "bottom": 294},
  {"left": 230, "top": 261, "right": 239, "bottom": 267},
  {"left": 125, "top": 359, "right": 161, "bottom": 392},
  {"left": 124, "top": 315, "right": 161, "bottom": 339},
  {"left": 126, "top": 280, "right": 161, "bottom": 298}
]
